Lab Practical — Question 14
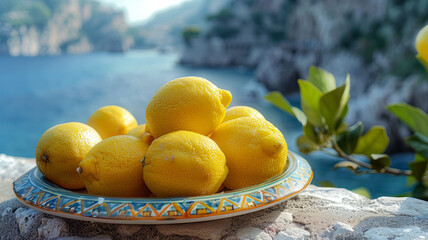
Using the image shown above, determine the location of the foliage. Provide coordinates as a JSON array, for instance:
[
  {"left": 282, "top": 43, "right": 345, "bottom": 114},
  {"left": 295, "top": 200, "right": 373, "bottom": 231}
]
[
  {"left": 4, "top": 1, "right": 51, "bottom": 29},
  {"left": 268, "top": 29, "right": 286, "bottom": 43},
  {"left": 318, "top": 181, "right": 371, "bottom": 198},
  {"left": 206, "top": 9, "right": 234, "bottom": 22},
  {"left": 0, "top": 0, "right": 128, "bottom": 52},
  {"left": 205, "top": 8, "right": 238, "bottom": 39},
  {"left": 205, "top": 0, "right": 294, "bottom": 41},
  {"left": 209, "top": 26, "right": 239, "bottom": 39},
  {"left": 265, "top": 66, "right": 428, "bottom": 200},
  {"left": 416, "top": 55, "right": 428, "bottom": 74},
  {"left": 181, "top": 26, "right": 200, "bottom": 45},
  {"left": 339, "top": 0, "right": 428, "bottom": 78},
  {"left": 351, "top": 187, "right": 372, "bottom": 199}
]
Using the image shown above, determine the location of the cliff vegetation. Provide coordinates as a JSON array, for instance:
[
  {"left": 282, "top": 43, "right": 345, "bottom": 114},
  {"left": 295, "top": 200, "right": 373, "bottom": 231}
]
[{"left": 0, "top": 0, "right": 131, "bottom": 56}]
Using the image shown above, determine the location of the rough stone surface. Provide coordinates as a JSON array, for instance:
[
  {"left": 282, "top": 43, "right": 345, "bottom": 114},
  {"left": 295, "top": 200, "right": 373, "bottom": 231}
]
[
  {"left": 15, "top": 208, "right": 44, "bottom": 235},
  {"left": 274, "top": 228, "right": 311, "bottom": 240},
  {"left": 116, "top": 225, "right": 143, "bottom": 237},
  {"left": 320, "top": 222, "right": 354, "bottom": 239},
  {"left": 57, "top": 235, "right": 113, "bottom": 240},
  {"left": 236, "top": 227, "right": 271, "bottom": 240},
  {"left": 1, "top": 185, "right": 428, "bottom": 239},
  {"left": 363, "top": 226, "right": 427, "bottom": 240},
  {"left": 1, "top": 156, "right": 428, "bottom": 239},
  {"left": 156, "top": 218, "right": 232, "bottom": 240},
  {"left": 0, "top": 154, "right": 35, "bottom": 202},
  {"left": 38, "top": 217, "right": 69, "bottom": 239}
]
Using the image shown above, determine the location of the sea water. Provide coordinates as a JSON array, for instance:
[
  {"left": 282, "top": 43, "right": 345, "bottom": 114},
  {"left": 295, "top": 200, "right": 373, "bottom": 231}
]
[{"left": 0, "top": 50, "right": 412, "bottom": 197}]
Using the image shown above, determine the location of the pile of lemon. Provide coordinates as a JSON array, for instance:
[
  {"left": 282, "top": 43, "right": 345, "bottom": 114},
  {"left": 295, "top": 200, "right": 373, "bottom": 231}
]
[{"left": 35, "top": 77, "right": 288, "bottom": 198}]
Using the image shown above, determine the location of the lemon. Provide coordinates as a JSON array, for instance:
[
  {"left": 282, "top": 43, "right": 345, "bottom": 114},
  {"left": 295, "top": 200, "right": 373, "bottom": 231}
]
[
  {"left": 223, "top": 106, "right": 265, "bottom": 123},
  {"left": 145, "top": 77, "right": 232, "bottom": 138},
  {"left": 127, "top": 124, "right": 154, "bottom": 145},
  {"left": 143, "top": 130, "right": 228, "bottom": 197},
  {"left": 127, "top": 124, "right": 146, "bottom": 138},
  {"left": 78, "top": 135, "right": 150, "bottom": 197},
  {"left": 87, "top": 105, "right": 138, "bottom": 139},
  {"left": 211, "top": 117, "right": 288, "bottom": 189},
  {"left": 35, "top": 122, "right": 102, "bottom": 190},
  {"left": 416, "top": 24, "right": 428, "bottom": 63}
]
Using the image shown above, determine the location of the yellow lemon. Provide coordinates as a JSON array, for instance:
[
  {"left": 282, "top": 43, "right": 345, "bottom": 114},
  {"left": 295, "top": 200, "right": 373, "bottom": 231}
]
[
  {"left": 127, "top": 124, "right": 154, "bottom": 145},
  {"left": 416, "top": 24, "right": 428, "bottom": 63},
  {"left": 87, "top": 105, "right": 138, "bottom": 139},
  {"left": 211, "top": 117, "right": 288, "bottom": 189},
  {"left": 127, "top": 124, "right": 146, "bottom": 138},
  {"left": 78, "top": 135, "right": 150, "bottom": 197},
  {"left": 223, "top": 106, "right": 265, "bottom": 123},
  {"left": 35, "top": 122, "right": 102, "bottom": 190},
  {"left": 145, "top": 77, "right": 232, "bottom": 138},
  {"left": 143, "top": 130, "right": 228, "bottom": 197}
]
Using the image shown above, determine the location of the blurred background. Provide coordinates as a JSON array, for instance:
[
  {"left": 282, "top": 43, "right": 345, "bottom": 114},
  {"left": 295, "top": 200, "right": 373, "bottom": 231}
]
[{"left": 1, "top": 0, "right": 428, "bottom": 197}]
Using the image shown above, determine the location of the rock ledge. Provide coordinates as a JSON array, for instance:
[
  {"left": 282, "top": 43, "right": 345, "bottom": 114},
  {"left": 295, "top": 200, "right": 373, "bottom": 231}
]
[
  {"left": 1, "top": 186, "right": 427, "bottom": 239},
  {"left": 1, "top": 155, "right": 427, "bottom": 239}
]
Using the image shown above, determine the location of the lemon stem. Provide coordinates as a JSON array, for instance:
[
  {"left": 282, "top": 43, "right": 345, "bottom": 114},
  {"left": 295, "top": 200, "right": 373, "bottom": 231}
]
[
  {"left": 41, "top": 154, "right": 49, "bottom": 162},
  {"left": 331, "top": 140, "right": 411, "bottom": 176}
]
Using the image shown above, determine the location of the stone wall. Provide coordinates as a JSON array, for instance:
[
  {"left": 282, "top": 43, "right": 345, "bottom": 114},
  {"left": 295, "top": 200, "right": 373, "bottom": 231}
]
[
  {"left": 1, "top": 155, "right": 427, "bottom": 239},
  {"left": 1, "top": 185, "right": 427, "bottom": 239}
]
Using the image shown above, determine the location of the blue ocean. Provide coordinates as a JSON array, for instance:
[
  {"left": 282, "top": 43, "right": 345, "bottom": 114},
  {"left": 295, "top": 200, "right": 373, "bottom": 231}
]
[{"left": 0, "top": 50, "right": 412, "bottom": 197}]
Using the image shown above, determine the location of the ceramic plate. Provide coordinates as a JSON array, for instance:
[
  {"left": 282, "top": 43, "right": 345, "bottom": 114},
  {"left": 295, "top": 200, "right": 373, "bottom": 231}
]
[{"left": 13, "top": 151, "right": 312, "bottom": 224}]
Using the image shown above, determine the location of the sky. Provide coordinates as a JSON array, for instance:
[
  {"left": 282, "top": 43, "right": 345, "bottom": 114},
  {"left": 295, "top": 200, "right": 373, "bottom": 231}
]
[{"left": 100, "top": 0, "right": 190, "bottom": 24}]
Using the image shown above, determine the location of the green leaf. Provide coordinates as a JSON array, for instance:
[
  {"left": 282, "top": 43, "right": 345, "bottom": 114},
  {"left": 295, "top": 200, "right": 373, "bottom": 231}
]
[
  {"left": 416, "top": 54, "right": 428, "bottom": 72},
  {"left": 352, "top": 187, "right": 371, "bottom": 198},
  {"left": 369, "top": 154, "right": 391, "bottom": 172},
  {"left": 337, "top": 121, "right": 363, "bottom": 155},
  {"left": 405, "top": 133, "right": 428, "bottom": 159},
  {"left": 407, "top": 175, "right": 417, "bottom": 186},
  {"left": 319, "top": 75, "right": 350, "bottom": 131},
  {"left": 307, "top": 66, "right": 336, "bottom": 93},
  {"left": 409, "top": 159, "right": 428, "bottom": 182},
  {"left": 412, "top": 182, "right": 428, "bottom": 200},
  {"left": 335, "top": 124, "right": 348, "bottom": 135},
  {"left": 265, "top": 92, "right": 307, "bottom": 125},
  {"left": 416, "top": 153, "right": 426, "bottom": 161},
  {"left": 298, "top": 80, "right": 324, "bottom": 126},
  {"left": 303, "top": 122, "right": 320, "bottom": 144},
  {"left": 334, "top": 161, "right": 360, "bottom": 173},
  {"left": 394, "top": 192, "right": 412, "bottom": 197},
  {"left": 354, "top": 126, "right": 389, "bottom": 156},
  {"left": 264, "top": 92, "right": 294, "bottom": 115},
  {"left": 335, "top": 105, "right": 348, "bottom": 131},
  {"left": 318, "top": 181, "right": 335, "bottom": 187},
  {"left": 387, "top": 103, "right": 428, "bottom": 137},
  {"left": 297, "top": 135, "right": 319, "bottom": 154}
]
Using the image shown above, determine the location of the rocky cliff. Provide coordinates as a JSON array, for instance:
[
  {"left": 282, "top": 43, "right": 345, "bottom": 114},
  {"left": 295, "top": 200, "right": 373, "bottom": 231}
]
[
  {"left": 130, "top": 0, "right": 231, "bottom": 49},
  {"left": 0, "top": 0, "right": 131, "bottom": 56},
  {"left": 180, "top": 0, "right": 428, "bottom": 151}
]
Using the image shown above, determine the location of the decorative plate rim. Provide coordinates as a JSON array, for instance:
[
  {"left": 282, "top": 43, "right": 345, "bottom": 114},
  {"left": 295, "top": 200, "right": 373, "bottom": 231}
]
[{"left": 13, "top": 151, "right": 313, "bottom": 224}]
